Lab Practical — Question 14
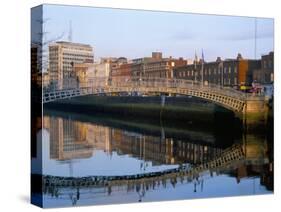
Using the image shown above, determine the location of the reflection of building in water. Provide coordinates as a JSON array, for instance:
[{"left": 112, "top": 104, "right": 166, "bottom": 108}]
[
  {"left": 47, "top": 116, "right": 113, "bottom": 160},
  {"left": 111, "top": 130, "right": 174, "bottom": 164},
  {"left": 85, "top": 124, "right": 112, "bottom": 154},
  {"left": 228, "top": 135, "right": 273, "bottom": 191},
  {"left": 31, "top": 116, "right": 42, "bottom": 158},
  {"left": 174, "top": 140, "right": 223, "bottom": 164},
  {"left": 111, "top": 129, "right": 223, "bottom": 165},
  {"left": 46, "top": 115, "right": 224, "bottom": 165},
  {"left": 42, "top": 116, "right": 50, "bottom": 130},
  {"left": 48, "top": 117, "right": 94, "bottom": 160},
  {"left": 45, "top": 115, "right": 273, "bottom": 191}
]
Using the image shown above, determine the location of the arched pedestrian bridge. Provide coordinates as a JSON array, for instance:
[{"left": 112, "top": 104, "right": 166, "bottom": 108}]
[
  {"left": 42, "top": 143, "right": 268, "bottom": 191},
  {"left": 43, "top": 77, "right": 267, "bottom": 118}
]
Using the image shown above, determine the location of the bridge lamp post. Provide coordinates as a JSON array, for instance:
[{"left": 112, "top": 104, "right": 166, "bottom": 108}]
[
  {"left": 220, "top": 66, "right": 224, "bottom": 88},
  {"left": 201, "top": 64, "right": 204, "bottom": 87},
  {"left": 201, "top": 49, "right": 204, "bottom": 87}
]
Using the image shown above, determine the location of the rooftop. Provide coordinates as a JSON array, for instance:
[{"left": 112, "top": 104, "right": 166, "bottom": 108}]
[{"left": 53, "top": 41, "right": 92, "bottom": 48}]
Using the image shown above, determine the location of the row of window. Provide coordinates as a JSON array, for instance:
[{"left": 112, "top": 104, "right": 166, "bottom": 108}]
[
  {"left": 62, "top": 56, "right": 92, "bottom": 61},
  {"left": 61, "top": 46, "right": 92, "bottom": 52},
  {"left": 263, "top": 60, "right": 273, "bottom": 69},
  {"left": 144, "top": 72, "right": 167, "bottom": 78},
  {"left": 208, "top": 78, "right": 238, "bottom": 85},
  {"left": 63, "top": 53, "right": 93, "bottom": 58},
  {"left": 177, "top": 66, "right": 237, "bottom": 78}
]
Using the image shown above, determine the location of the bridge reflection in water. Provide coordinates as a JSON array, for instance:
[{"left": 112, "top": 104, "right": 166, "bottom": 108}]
[{"left": 31, "top": 111, "right": 273, "bottom": 207}]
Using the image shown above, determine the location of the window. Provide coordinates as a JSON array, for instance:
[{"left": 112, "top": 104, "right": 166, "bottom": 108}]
[
  {"left": 269, "top": 61, "right": 273, "bottom": 69},
  {"left": 264, "top": 61, "right": 267, "bottom": 68}
]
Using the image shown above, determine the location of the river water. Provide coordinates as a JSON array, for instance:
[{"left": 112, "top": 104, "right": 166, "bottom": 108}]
[{"left": 31, "top": 108, "right": 273, "bottom": 208}]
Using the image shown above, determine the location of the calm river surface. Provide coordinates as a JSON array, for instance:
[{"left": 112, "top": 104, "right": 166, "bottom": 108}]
[{"left": 31, "top": 108, "right": 273, "bottom": 207}]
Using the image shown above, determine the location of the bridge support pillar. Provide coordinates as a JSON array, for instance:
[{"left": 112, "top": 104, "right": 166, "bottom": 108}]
[{"left": 241, "top": 96, "right": 269, "bottom": 127}]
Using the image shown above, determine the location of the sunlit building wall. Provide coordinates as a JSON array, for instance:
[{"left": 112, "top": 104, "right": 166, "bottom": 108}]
[{"left": 49, "top": 41, "right": 94, "bottom": 89}]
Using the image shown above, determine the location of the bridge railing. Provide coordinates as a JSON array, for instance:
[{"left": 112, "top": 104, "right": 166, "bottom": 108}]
[
  {"left": 107, "top": 77, "right": 249, "bottom": 100},
  {"left": 44, "top": 77, "right": 264, "bottom": 101}
]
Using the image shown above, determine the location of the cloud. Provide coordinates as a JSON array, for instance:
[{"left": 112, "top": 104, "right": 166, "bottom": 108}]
[
  {"left": 169, "top": 28, "right": 273, "bottom": 42},
  {"left": 169, "top": 31, "right": 195, "bottom": 41},
  {"left": 218, "top": 30, "right": 274, "bottom": 41}
]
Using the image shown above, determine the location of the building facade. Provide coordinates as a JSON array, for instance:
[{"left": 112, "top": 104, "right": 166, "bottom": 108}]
[
  {"left": 173, "top": 53, "right": 261, "bottom": 89},
  {"left": 49, "top": 41, "right": 94, "bottom": 89},
  {"left": 74, "top": 61, "right": 111, "bottom": 87},
  {"left": 131, "top": 52, "right": 187, "bottom": 79},
  {"left": 73, "top": 63, "right": 96, "bottom": 87},
  {"left": 253, "top": 52, "right": 274, "bottom": 84},
  {"left": 111, "top": 63, "right": 132, "bottom": 82},
  {"left": 91, "top": 62, "right": 111, "bottom": 78},
  {"left": 48, "top": 117, "right": 95, "bottom": 161}
]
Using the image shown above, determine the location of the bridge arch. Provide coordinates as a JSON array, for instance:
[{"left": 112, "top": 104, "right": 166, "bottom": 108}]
[{"left": 43, "top": 77, "right": 266, "bottom": 116}]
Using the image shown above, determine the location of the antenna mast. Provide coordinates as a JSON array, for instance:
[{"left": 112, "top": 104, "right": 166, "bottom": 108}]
[
  {"left": 68, "top": 20, "right": 73, "bottom": 42},
  {"left": 254, "top": 18, "right": 257, "bottom": 59}
]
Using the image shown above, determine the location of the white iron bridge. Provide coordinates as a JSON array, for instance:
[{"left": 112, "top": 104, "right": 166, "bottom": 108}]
[{"left": 43, "top": 77, "right": 267, "bottom": 115}]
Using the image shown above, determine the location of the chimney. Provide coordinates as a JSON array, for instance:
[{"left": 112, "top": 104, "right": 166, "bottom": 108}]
[
  {"left": 216, "top": 57, "right": 222, "bottom": 62},
  {"left": 237, "top": 53, "right": 243, "bottom": 60}
]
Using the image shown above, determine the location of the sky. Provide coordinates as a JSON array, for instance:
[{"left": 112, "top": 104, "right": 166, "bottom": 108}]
[{"left": 32, "top": 4, "right": 274, "bottom": 62}]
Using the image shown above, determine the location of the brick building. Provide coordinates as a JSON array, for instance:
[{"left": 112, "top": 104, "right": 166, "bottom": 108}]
[
  {"left": 253, "top": 52, "right": 274, "bottom": 84},
  {"left": 173, "top": 53, "right": 261, "bottom": 88},
  {"left": 131, "top": 52, "right": 187, "bottom": 79},
  {"left": 111, "top": 63, "right": 132, "bottom": 82}
]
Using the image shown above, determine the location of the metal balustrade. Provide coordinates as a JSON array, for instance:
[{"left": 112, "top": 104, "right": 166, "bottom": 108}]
[
  {"left": 42, "top": 144, "right": 246, "bottom": 189},
  {"left": 43, "top": 77, "right": 266, "bottom": 113}
]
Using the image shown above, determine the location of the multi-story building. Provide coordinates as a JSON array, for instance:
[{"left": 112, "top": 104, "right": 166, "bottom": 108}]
[
  {"left": 203, "top": 57, "right": 224, "bottom": 85},
  {"left": 109, "top": 57, "right": 128, "bottom": 79},
  {"left": 48, "top": 117, "right": 95, "bottom": 161},
  {"left": 111, "top": 63, "right": 132, "bottom": 82},
  {"left": 100, "top": 57, "right": 127, "bottom": 78},
  {"left": 33, "top": 71, "right": 50, "bottom": 88},
  {"left": 111, "top": 128, "right": 223, "bottom": 165},
  {"left": 31, "top": 44, "right": 41, "bottom": 87},
  {"left": 49, "top": 41, "right": 94, "bottom": 89},
  {"left": 86, "top": 124, "right": 112, "bottom": 154},
  {"left": 173, "top": 53, "right": 261, "bottom": 88},
  {"left": 31, "top": 44, "right": 39, "bottom": 75},
  {"left": 74, "top": 61, "right": 111, "bottom": 87},
  {"left": 92, "top": 62, "right": 111, "bottom": 86},
  {"left": 131, "top": 52, "right": 187, "bottom": 79},
  {"left": 253, "top": 52, "right": 274, "bottom": 84},
  {"left": 73, "top": 63, "right": 95, "bottom": 86}
]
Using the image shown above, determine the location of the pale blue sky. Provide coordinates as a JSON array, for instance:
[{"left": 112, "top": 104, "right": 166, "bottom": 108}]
[{"left": 37, "top": 4, "right": 273, "bottom": 61}]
